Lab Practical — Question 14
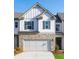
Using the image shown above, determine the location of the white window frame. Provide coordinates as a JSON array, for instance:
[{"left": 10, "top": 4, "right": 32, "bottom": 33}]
[{"left": 56, "top": 23, "right": 61, "bottom": 32}]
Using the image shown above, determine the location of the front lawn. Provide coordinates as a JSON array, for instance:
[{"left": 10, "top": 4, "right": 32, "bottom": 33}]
[{"left": 54, "top": 53, "right": 64, "bottom": 59}]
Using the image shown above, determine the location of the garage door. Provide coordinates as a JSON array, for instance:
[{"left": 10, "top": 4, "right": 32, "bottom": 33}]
[{"left": 23, "top": 40, "right": 51, "bottom": 51}]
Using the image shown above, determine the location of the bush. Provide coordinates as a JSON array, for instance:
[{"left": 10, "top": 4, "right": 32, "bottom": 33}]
[
  {"left": 14, "top": 47, "right": 22, "bottom": 55},
  {"left": 15, "top": 47, "right": 20, "bottom": 51},
  {"left": 55, "top": 44, "right": 59, "bottom": 50}
]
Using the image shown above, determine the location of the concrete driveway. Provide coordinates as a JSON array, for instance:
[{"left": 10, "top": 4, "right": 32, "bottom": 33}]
[{"left": 14, "top": 51, "right": 55, "bottom": 59}]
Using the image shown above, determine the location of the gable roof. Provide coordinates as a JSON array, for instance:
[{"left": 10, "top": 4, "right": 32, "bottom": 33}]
[
  {"left": 18, "top": 2, "right": 56, "bottom": 20},
  {"left": 18, "top": 2, "right": 43, "bottom": 19},
  {"left": 57, "top": 13, "right": 64, "bottom": 21},
  {"left": 55, "top": 13, "right": 64, "bottom": 22},
  {"left": 36, "top": 11, "right": 56, "bottom": 20}
]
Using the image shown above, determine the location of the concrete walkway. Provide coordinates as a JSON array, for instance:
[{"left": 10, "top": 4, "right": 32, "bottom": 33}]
[{"left": 14, "top": 51, "right": 55, "bottom": 59}]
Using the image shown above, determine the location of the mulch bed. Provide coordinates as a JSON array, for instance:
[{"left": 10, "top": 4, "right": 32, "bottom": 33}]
[
  {"left": 14, "top": 48, "right": 23, "bottom": 55},
  {"left": 52, "top": 50, "right": 64, "bottom": 54}
]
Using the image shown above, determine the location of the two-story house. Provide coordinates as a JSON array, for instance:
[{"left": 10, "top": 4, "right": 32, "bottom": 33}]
[
  {"left": 14, "top": 2, "right": 64, "bottom": 52},
  {"left": 55, "top": 13, "right": 64, "bottom": 50},
  {"left": 14, "top": 12, "right": 21, "bottom": 48}
]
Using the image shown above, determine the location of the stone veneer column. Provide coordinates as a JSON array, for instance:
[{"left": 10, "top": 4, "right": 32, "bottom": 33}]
[{"left": 19, "top": 34, "right": 23, "bottom": 51}]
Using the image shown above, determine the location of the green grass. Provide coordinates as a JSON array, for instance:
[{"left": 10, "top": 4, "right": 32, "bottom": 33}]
[{"left": 54, "top": 54, "right": 64, "bottom": 59}]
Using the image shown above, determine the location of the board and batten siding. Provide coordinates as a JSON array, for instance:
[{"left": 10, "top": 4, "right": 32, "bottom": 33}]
[
  {"left": 20, "top": 6, "right": 55, "bottom": 33},
  {"left": 23, "top": 6, "right": 44, "bottom": 18},
  {"left": 20, "top": 6, "right": 44, "bottom": 32}
]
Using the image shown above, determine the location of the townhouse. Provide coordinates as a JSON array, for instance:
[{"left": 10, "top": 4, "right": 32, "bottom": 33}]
[{"left": 14, "top": 2, "right": 64, "bottom": 52}]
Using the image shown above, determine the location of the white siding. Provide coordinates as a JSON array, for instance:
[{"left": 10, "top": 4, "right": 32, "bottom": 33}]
[
  {"left": 24, "top": 7, "right": 44, "bottom": 18},
  {"left": 38, "top": 13, "right": 55, "bottom": 33},
  {"left": 62, "top": 37, "right": 64, "bottom": 50},
  {"left": 20, "top": 6, "right": 44, "bottom": 32},
  {"left": 20, "top": 6, "right": 55, "bottom": 33},
  {"left": 62, "top": 21, "right": 64, "bottom": 33},
  {"left": 14, "top": 20, "right": 20, "bottom": 35}
]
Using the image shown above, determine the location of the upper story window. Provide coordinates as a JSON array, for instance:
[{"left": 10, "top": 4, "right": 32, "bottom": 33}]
[
  {"left": 56, "top": 24, "right": 61, "bottom": 32},
  {"left": 15, "top": 22, "right": 18, "bottom": 28},
  {"left": 24, "top": 21, "right": 34, "bottom": 30},
  {"left": 43, "top": 21, "right": 50, "bottom": 29}
]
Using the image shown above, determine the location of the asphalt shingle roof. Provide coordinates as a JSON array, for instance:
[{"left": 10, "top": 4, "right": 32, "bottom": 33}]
[
  {"left": 57, "top": 13, "right": 64, "bottom": 21},
  {"left": 14, "top": 12, "right": 23, "bottom": 18}
]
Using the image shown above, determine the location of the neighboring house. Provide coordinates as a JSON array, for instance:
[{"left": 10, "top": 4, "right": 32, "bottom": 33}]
[
  {"left": 14, "top": 13, "right": 22, "bottom": 48},
  {"left": 14, "top": 2, "right": 64, "bottom": 52},
  {"left": 55, "top": 13, "right": 64, "bottom": 50}
]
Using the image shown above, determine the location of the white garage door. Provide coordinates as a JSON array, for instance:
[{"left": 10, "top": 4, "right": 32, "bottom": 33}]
[{"left": 23, "top": 40, "right": 51, "bottom": 51}]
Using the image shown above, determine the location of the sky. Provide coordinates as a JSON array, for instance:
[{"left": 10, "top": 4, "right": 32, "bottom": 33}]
[{"left": 14, "top": 0, "right": 64, "bottom": 14}]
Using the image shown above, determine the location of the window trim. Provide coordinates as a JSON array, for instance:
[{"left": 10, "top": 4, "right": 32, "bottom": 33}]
[
  {"left": 43, "top": 21, "right": 50, "bottom": 29},
  {"left": 24, "top": 21, "right": 34, "bottom": 30},
  {"left": 15, "top": 22, "right": 18, "bottom": 28},
  {"left": 56, "top": 24, "right": 61, "bottom": 32}
]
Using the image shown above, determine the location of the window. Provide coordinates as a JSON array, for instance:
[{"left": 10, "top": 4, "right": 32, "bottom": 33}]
[
  {"left": 43, "top": 21, "right": 50, "bottom": 29},
  {"left": 24, "top": 21, "right": 34, "bottom": 30},
  {"left": 56, "top": 24, "right": 60, "bottom": 32},
  {"left": 15, "top": 22, "right": 18, "bottom": 28}
]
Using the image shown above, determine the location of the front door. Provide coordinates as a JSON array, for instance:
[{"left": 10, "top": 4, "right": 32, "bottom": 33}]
[{"left": 56, "top": 37, "right": 62, "bottom": 50}]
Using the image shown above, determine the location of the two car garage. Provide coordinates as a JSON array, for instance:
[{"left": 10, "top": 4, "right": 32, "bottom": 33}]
[{"left": 23, "top": 40, "right": 52, "bottom": 51}]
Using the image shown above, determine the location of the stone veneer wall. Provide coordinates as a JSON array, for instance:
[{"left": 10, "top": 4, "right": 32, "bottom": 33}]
[{"left": 19, "top": 32, "right": 55, "bottom": 51}]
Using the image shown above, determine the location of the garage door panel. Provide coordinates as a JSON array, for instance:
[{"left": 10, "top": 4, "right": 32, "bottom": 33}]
[
  {"left": 23, "top": 41, "right": 30, "bottom": 51},
  {"left": 47, "top": 41, "right": 51, "bottom": 51},
  {"left": 23, "top": 40, "right": 51, "bottom": 51}
]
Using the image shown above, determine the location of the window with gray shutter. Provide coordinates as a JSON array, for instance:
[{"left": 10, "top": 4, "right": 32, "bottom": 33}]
[
  {"left": 43, "top": 21, "right": 50, "bottom": 29},
  {"left": 24, "top": 21, "right": 34, "bottom": 30}
]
